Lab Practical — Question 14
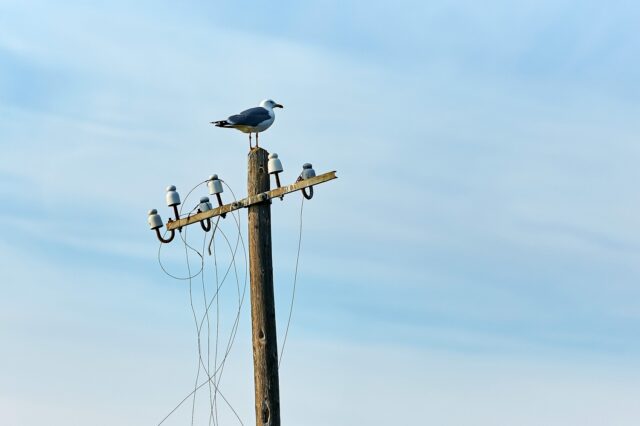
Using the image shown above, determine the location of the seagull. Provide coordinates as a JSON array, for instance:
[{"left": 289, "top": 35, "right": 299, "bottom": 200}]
[{"left": 211, "top": 99, "right": 284, "bottom": 149}]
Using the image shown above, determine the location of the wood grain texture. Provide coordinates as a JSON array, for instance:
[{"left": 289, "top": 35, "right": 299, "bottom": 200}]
[
  {"left": 247, "top": 147, "right": 280, "bottom": 426},
  {"left": 165, "top": 170, "right": 337, "bottom": 231}
]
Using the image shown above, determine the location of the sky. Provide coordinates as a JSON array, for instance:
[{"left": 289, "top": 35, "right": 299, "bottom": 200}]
[{"left": 1, "top": 0, "right": 640, "bottom": 424}]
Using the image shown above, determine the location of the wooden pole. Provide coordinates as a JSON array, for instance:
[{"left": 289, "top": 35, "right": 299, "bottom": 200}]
[{"left": 247, "top": 147, "right": 281, "bottom": 426}]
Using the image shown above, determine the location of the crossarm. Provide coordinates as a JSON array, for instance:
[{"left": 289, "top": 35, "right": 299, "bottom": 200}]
[{"left": 166, "top": 171, "right": 337, "bottom": 231}]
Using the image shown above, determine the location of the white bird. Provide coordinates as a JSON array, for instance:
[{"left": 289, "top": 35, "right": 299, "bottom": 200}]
[{"left": 211, "top": 99, "right": 284, "bottom": 149}]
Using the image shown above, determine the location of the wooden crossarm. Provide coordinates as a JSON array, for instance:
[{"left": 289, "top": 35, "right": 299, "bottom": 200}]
[{"left": 166, "top": 171, "right": 337, "bottom": 231}]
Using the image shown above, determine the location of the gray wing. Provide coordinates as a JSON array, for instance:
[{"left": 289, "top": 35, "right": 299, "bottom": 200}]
[{"left": 227, "top": 107, "right": 271, "bottom": 127}]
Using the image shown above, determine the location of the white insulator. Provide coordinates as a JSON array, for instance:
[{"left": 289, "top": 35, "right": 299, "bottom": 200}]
[
  {"left": 268, "top": 153, "right": 283, "bottom": 174},
  {"left": 301, "top": 163, "right": 316, "bottom": 180},
  {"left": 208, "top": 175, "right": 224, "bottom": 195},
  {"left": 147, "top": 209, "right": 163, "bottom": 229},
  {"left": 199, "top": 196, "right": 212, "bottom": 212},
  {"left": 165, "top": 185, "right": 181, "bottom": 207}
]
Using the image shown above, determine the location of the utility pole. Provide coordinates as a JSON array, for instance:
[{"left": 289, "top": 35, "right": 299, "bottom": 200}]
[
  {"left": 148, "top": 145, "right": 337, "bottom": 426},
  {"left": 247, "top": 147, "right": 280, "bottom": 425}
]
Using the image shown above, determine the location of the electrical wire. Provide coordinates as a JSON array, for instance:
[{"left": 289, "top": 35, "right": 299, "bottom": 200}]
[
  {"left": 210, "top": 226, "right": 219, "bottom": 426},
  {"left": 157, "top": 180, "right": 247, "bottom": 426},
  {"left": 157, "top": 185, "right": 208, "bottom": 281},
  {"left": 279, "top": 195, "right": 305, "bottom": 368},
  {"left": 192, "top": 205, "right": 245, "bottom": 426},
  {"left": 204, "top": 209, "right": 247, "bottom": 425},
  {"left": 209, "top": 204, "right": 247, "bottom": 424},
  {"left": 169, "top": 206, "right": 217, "bottom": 426},
  {"left": 183, "top": 222, "right": 199, "bottom": 426},
  {"left": 157, "top": 230, "right": 204, "bottom": 280},
  {"left": 158, "top": 219, "right": 246, "bottom": 426}
]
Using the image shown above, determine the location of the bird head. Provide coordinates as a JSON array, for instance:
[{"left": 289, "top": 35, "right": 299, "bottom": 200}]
[{"left": 260, "top": 99, "right": 284, "bottom": 109}]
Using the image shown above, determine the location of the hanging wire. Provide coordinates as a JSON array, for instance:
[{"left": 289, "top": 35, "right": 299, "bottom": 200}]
[
  {"left": 183, "top": 222, "right": 199, "bottom": 426},
  {"left": 157, "top": 181, "right": 247, "bottom": 426},
  {"left": 279, "top": 195, "right": 305, "bottom": 368},
  {"left": 210, "top": 224, "right": 220, "bottom": 426},
  {"left": 170, "top": 206, "right": 220, "bottom": 426},
  {"left": 193, "top": 197, "right": 245, "bottom": 426},
  {"left": 158, "top": 219, "right": 246, "bottom": 426},
  {"left": 201, "top": 230, "right": 216, "bottom": 426},
  {"left": 207, "top": 217, "right": 222, "bottom": 426},
  {"left": 209, "top": 205, "right": 247, "bottom": 423},
  {"left": 157, "top": 179, "right": 208, "bottom": 281},
  {"left": 157, "top": 229, "right": 204, "bottom": 280},
  {"left": 205, "top": 209, "right": 247, "bottom": 425},
  {"left": 182, "top": 222, "right": 217, "bottom": 426}
]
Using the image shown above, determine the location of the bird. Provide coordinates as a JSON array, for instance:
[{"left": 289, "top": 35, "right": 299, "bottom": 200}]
[{"left": 211, "top": 99, "right": 284, "bottom": 149}]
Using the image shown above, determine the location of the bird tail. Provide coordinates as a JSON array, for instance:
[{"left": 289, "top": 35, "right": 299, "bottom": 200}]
[{"left": 211, "top": 120, "right": 233, "bottom": 128}]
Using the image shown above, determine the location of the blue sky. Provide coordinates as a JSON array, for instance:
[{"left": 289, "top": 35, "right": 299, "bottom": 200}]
[{"left": 1, "top": 1, "right": 640, "bottom": 424}]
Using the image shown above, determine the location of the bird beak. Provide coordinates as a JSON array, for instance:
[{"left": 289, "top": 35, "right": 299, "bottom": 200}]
[{"left": 274, "top": 104, "right": 284, "bottom": 109}]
